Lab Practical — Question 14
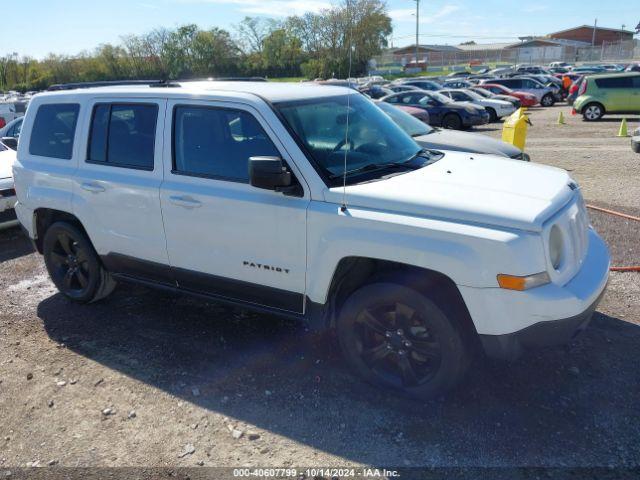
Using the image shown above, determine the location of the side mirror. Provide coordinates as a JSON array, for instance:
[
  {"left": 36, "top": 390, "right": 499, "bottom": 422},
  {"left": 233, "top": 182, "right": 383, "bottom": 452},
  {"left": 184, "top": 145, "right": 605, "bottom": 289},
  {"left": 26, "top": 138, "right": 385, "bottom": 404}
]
[
  {"left": 1, "top": 137, "right": 17, "bottom": 150},
  {"left": 249, "top": 156, "right": 292, "bottom": 191}
]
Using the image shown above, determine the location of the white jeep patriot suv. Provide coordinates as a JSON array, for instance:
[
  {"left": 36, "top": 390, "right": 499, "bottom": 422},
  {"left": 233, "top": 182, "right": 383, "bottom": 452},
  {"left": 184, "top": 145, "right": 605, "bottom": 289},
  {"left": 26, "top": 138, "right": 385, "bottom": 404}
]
[{"left": 12, "top": 81, "right": 610, "bottom": 399}]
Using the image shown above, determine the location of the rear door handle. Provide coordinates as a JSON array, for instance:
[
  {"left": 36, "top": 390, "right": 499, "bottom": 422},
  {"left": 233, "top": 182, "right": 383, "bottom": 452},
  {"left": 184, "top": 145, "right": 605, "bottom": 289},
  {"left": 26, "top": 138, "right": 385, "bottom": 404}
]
[
  {"left": 169, "top": 195, "right": 202, "bottom": 208},
  {"left": 80, "top": 182, "right": 105, "bottom": 193}
]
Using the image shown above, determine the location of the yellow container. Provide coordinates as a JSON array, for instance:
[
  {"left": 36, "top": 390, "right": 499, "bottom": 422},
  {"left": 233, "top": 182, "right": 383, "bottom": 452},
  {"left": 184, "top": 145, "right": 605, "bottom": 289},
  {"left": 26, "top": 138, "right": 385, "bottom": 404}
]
[{"left": 501, "top": 109, "right": 531, "bottom": 151}]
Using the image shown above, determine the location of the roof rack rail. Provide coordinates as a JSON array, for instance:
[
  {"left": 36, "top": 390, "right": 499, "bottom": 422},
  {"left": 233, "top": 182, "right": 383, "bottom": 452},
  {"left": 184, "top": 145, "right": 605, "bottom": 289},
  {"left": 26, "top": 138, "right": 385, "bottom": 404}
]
[
  {"left": 180, "top": 77, "right": 268, "bottom": 83},
  {"left": 47, "top": 80, "right": 177, "bottom": 91}
]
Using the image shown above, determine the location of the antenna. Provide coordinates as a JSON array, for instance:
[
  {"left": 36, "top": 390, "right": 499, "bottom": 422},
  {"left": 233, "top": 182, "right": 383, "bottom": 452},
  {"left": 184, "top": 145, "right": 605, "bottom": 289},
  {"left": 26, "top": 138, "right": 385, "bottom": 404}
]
[{"left": 341, "top": 0, "right": 355, "bottom": 213}]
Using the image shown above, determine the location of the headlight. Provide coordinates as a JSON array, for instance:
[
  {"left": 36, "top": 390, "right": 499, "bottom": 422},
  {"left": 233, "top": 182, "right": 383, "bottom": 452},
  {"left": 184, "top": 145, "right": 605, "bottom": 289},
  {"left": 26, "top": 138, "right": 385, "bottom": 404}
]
[{"left": 549, "top": 224, "right": 564, "bottom": 270}]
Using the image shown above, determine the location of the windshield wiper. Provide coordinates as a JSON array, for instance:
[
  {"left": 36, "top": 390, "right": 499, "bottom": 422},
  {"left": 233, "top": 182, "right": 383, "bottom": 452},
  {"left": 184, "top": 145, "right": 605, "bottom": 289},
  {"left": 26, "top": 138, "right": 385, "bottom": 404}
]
[{"left": 328, "top": 161, "right": 416, "bottom": 179}]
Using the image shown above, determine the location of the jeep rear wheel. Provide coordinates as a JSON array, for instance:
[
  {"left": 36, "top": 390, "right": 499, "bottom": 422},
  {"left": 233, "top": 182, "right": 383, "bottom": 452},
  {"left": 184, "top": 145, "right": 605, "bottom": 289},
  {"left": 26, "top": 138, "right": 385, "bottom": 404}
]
[
  {"left": 583, "top": 103, "right": 604, "bottom": 121},
  {"left": 43, "top": 222, "right": 116, "bottom": 303},
  {"left": 336, "top": 282, "right": 470, "bottom": 399}
]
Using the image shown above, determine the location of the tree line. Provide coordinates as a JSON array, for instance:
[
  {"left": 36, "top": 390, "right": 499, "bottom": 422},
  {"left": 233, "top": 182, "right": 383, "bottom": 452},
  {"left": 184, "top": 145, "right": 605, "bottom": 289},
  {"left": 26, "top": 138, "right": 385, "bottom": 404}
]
[{"left": 0, "top": 0, "right": 391, "bottom": 92}]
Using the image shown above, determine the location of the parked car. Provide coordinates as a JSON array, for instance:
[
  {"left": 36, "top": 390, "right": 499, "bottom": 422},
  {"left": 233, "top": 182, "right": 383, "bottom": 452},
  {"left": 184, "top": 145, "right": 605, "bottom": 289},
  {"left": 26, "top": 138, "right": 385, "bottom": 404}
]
[
  {"left": 516, "top": 66, "right": 549, "bottom": 75},
  {"left": 0, "top": 117, "right": 23, "bottom": 149},
  {"left": 381, "top": 90, "right": 490, "bottom": 129},
  {"left": 441, "top": 79, "right": 473, "bottom": 89},
  {"left": 394, "top": 104, "right": 430, "bottom": 124},
  {"left": 397, "top": 79, "right": 442, "bottom": 91},
  {"left": 13, "top": 81, "right": 609, "bottom": 399},
  {"left": 574, "top": 72, "right": 640, "bottom": 121},
  {"left": 376, "top": 101, "right": 528, "bottom": 160},
  {"left": 469, "top": 86, "right": 521, "bottom": 109},
  {"left": 626, "top": 64, "right": 640, "bottom": 72},
  {"left": 549, "top": 67, "right": 570, "bottom": 74},
  {"left": 481, "top": 78, "right": 556, "bottom": 106},
  {"left": 549, "top": 62, "right": 572, "bottom": 69},
  {"left": 386, "top": 84, "right": 420, "bottom": 93},
  {"left": 447, "top": 71, "right": 472, "bottom": 78},
  {"left": 631, "top": 127, "right": 640, "bottom": 154},
  {"left": 359, "top": 85, "right": 394, "bottom": 99},
  {"left": 479, "top": 83, "right": 538, "bottom": 107},
  {"left": 571, "top": 65, "right": 605, "bottom": 75},
  {"left": 0, "top": 141, "right": 18, "bottom": 229},
  {"left": 438, "top": 88, "right": 515, "bottom": 122},
  {"left": 0, "top": 103, "right": 25, "bottom": 129}
]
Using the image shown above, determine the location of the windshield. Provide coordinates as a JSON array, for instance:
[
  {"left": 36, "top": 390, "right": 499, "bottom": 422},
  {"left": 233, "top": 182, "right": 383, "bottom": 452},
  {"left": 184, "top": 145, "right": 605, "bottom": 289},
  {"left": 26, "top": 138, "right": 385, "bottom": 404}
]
[
  {"left": 472, "top": 88, "right": 492, "bottom": 98},
  {"left": 276, "top": 93, "right": 422, "bottom": 183},
  {"left": 376, "top": 102, "right": 433, "bottom": 137},
  {"left": 423, "top": 91, "right": 451, "bottom": 104},
  {"left": 461, "top": 90, "right": 483, "bottom": 100}
]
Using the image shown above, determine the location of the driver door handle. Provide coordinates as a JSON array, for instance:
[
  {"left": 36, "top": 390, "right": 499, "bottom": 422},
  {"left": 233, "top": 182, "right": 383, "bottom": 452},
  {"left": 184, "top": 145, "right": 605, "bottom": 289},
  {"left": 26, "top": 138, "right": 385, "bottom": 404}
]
[
  {"left": 80, "top": 182, "right": 105, "bottom": 193},
  {"left": 169, "top": 195, "right": 202, "bottom": 208}
]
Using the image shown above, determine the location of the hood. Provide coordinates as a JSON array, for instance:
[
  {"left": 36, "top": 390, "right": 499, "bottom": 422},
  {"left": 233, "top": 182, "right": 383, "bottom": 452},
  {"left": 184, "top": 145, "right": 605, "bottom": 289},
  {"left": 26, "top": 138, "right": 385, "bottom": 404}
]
[
  {"left": 0, "top": 148, "right": 16, "bottom": 180},
  {"left": 325, "top": 151, "right": 574, "bottom": 232},
  {"left": 414, "top": 129, "right": 521, "bottom": 158},
  {"left": 447, "top": 101, "right": 482, "bottom": 113}
]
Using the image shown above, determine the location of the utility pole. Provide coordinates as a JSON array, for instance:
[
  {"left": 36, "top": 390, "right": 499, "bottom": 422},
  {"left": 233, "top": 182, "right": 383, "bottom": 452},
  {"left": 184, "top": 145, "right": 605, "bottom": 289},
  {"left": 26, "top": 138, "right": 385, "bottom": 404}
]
[
  {"left": 591, "top": 18, "right": 597, "bottom": 46},
  {"left": 415, "top": 0, "right": 420, "bottom": 65}
]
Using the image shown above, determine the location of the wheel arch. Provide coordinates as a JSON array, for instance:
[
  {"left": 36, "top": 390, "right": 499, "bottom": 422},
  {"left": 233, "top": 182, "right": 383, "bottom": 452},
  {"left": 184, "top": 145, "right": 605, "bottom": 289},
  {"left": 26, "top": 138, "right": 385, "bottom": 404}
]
[
  {"left": 314, "top": 256, "right": 479, "bottom": 345},
  {"left": 32, "top": 208, "right": 89, "bottom": 254}
]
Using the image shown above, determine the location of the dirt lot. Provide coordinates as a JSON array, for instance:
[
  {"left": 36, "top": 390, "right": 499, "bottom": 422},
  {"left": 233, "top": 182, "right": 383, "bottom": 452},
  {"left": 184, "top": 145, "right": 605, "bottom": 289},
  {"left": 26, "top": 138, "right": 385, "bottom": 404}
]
[{"left": 1, "top": 105, "right": 639, "bottom": 475}]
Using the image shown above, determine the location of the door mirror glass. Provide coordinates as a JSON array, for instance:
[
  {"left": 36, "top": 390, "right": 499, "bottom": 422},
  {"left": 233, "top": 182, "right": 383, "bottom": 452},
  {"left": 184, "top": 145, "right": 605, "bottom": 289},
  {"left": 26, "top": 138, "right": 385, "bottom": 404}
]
[
  {"left": 1, "top": 136, "right": 18, "bottom": 150},
  {"left": 249, "top": 156, "right": 292, "bottom": 191}
]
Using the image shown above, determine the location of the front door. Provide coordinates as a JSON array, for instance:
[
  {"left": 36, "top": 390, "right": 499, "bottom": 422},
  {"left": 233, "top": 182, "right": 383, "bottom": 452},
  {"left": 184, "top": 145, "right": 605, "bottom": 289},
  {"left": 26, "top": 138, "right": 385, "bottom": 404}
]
[{"left": 160, "top": 100, "right": 309, "bottom": 313}]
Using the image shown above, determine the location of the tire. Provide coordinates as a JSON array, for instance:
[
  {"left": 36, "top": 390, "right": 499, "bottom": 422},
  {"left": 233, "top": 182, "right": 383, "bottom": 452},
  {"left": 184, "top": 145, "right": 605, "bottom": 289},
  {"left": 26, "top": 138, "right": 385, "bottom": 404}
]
[
  {"left": 442, "top": 113, "right": 462, "bottom": 130},
  {"left": 541, "top": 94, "right": 555, "bottom": 107},
  {"left": 43, "top": 222, "right": 116, "bottom": 303},
  {"left": 485, "top": 107, "right": 497, "bottom": 123},
  {"left": 582, "top": 103, "right": 604, "bottom": 121},
  {"left": 336, "top": 282, "right": 471, "bottom": 400}
]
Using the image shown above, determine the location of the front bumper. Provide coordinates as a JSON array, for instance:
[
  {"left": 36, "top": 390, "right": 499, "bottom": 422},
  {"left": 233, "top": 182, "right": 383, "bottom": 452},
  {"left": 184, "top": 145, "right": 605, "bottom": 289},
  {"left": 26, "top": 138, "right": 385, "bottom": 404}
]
[
  {"left": 465, "top": 112, "right": 490, "bottom": 126},
  {"left": 459, "top": 229, "right": 610, "bottom": 359},
  {"left": 480, "top": 287, "right": 605, "bottom": 360},
  {"left": 0, "top": 187, "right": 18, "bottom": 229}
]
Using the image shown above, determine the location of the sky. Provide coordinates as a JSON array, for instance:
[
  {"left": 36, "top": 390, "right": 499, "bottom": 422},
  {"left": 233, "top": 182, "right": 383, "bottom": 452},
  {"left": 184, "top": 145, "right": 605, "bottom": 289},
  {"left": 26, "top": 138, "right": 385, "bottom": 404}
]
[{"left": 2, "top": 0, "right": 638, "bottom": 58}]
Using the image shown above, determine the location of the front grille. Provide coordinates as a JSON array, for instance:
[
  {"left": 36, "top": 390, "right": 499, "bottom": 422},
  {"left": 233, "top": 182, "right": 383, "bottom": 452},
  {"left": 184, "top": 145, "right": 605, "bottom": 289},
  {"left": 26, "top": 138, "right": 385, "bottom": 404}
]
[
  {"left": 0, "top": 208, "right": 17, "bottom": 224},
  {"left": 0, "top": 188, "right": 16, "bottom": 198}
]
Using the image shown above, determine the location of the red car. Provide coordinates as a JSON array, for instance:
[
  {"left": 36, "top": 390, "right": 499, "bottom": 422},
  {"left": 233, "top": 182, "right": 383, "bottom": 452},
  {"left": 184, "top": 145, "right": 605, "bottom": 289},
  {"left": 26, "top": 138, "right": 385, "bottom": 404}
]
[
  {"left": 395, "top": 105, "right": 430, "bottom": 125},
  {"left": 479, "top": 83, "right": 538, "bottom": 107}
]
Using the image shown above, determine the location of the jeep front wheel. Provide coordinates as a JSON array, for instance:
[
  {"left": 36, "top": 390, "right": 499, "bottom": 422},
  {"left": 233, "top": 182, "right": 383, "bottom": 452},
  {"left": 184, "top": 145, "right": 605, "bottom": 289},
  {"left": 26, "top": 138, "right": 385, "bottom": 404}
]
[
  {"left": 336, "top": 282, "right": 470, "bottom": 399},
  {"left": 43, "top": 222, "right": 116, "bottom": 303}
]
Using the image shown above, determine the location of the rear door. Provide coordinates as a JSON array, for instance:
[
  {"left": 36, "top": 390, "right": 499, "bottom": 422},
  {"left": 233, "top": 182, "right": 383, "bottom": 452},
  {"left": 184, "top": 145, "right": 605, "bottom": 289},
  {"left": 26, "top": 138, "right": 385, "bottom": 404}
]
[{"left": 73, "top": 98, "right": 172, "bottom": 283}]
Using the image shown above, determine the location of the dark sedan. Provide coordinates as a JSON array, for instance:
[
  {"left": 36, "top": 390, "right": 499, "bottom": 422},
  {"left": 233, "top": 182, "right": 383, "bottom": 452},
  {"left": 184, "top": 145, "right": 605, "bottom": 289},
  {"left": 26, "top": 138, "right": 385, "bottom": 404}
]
[
  {"left": 397, "top": 79, "right": 442, "bottom": 91},
  {"left": 380, "top": 90, "right": 490, "bottom": 130}
]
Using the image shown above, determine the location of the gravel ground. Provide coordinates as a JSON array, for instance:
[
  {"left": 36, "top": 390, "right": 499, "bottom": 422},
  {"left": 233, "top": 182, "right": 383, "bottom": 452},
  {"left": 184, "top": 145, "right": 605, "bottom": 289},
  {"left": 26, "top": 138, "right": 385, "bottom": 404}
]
[{"left": 0, "top": 105, "right": 639, "bottom": 476}]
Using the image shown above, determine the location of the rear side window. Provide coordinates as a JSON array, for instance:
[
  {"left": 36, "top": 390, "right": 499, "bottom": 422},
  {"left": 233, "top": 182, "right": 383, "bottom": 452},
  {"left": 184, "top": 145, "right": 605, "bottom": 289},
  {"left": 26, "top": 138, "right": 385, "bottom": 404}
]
[
  {"left": 173, "top": 106, "right": 279, "bottom": 182},
  {"left": 29, "top": 104, "right": 80, "bottom": 159},
  {"left": 87, "top": 103, "right": 158, "bottom": 170},
  {"left": 594, "top": 76, "right": 633, "bottom": 89}
]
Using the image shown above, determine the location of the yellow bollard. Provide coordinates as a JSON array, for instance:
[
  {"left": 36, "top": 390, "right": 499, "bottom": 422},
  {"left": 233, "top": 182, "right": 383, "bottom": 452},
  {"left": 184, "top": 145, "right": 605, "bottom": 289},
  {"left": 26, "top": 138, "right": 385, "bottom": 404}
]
[
  {"left": 502, "top": 109, "right": 531, "bottom": 151},
  {"left": 617, "top": 118, "right": 629, "bottom": 137},
  {"left": 557, "top": 111, "right": 565, "bottom": 125}
]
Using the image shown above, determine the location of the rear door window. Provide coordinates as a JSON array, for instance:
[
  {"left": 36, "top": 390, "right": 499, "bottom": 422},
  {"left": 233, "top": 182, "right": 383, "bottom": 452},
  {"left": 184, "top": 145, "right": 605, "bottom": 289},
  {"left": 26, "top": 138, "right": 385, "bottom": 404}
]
[
  {"left": 29, "top": 103, "right": 80, "bottom": 159},
  {"left": 595, "top": 76, "right": 633, "bottom": 89},
  {"left": 87, "top": 103, "right": 158, "bottom": 170}
]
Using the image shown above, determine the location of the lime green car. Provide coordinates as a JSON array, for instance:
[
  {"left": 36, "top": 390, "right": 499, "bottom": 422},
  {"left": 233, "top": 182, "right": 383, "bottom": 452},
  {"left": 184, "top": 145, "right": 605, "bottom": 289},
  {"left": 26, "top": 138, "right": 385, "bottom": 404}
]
[{"left": 574, "top": 72, "right": 640, "bottom": 121}]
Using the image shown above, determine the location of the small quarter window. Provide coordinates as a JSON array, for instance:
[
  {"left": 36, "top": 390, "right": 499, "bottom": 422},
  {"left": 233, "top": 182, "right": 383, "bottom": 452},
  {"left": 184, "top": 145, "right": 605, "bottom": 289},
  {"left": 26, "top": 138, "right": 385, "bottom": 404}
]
[
  {"left": 87, "top": 103, "right": 158, "bottom": 170},
  {"left": 29, "top": 104, "right": 80, "bottom": 159}
]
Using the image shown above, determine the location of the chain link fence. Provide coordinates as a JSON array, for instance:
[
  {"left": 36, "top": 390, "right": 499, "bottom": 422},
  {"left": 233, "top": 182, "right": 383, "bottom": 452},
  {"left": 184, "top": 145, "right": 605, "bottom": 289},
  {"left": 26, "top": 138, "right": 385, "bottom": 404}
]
[{"left": 369, "top": 40, "right": 640, "bottom": 74}]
